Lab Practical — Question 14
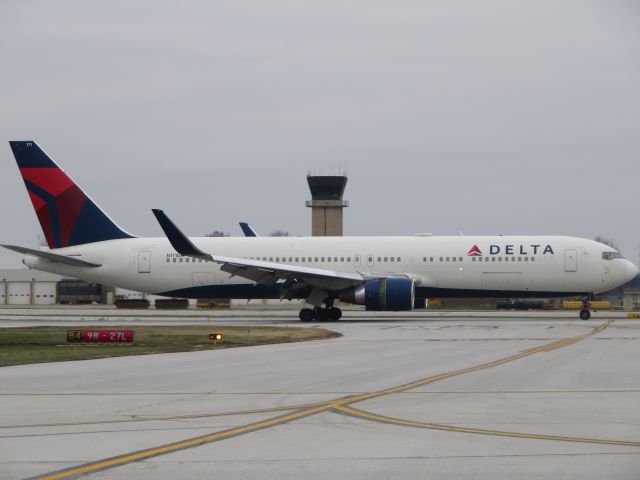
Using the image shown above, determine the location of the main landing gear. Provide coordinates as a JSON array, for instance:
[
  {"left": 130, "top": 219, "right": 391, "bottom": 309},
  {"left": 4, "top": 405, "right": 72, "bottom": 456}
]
[
  {"left": 299, "top": 306, "right": 342, "bottom": 322},
  {"left": 579, "top": 294, "right": 591, "bottom": 321}
]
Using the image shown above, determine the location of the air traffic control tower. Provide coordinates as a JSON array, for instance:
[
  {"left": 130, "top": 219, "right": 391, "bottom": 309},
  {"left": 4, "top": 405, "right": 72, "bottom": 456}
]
[{"left": 305, "top": 175, "right": 349, "bottom": 236}]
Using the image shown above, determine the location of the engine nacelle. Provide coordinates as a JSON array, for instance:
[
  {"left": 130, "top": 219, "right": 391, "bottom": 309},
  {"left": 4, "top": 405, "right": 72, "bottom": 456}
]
[{"left": 339, "top": 278, "right": 415, "bottom": 311}]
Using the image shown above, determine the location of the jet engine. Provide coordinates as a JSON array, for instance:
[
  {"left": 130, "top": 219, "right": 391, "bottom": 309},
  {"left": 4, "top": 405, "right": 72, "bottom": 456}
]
[{"left": 339, "top": 278, "right": 414, "bottom": 311}]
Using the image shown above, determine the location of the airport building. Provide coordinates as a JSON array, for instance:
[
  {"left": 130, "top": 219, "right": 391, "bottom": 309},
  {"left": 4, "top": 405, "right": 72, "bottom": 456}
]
[
  {"left": 0, "top": 269, "right": 60, "bottom": 305},
  {"left": 306, "top": 175, "right": 349, "bottom": 236}
]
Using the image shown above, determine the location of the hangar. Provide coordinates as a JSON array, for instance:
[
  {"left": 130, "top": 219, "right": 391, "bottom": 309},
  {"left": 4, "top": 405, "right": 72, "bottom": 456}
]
[{"left": 0, "top": 269, "right": 61, "bottom": 305}]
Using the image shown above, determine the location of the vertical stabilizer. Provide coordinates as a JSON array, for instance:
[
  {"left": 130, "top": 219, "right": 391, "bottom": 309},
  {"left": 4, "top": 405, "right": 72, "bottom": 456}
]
[{"left": 9, "top": 141, "right": 134, "bottom": 248}]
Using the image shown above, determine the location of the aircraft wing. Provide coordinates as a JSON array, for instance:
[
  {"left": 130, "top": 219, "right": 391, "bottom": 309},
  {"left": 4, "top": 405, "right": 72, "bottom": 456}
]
[
  {"left": 1, "top": 244, "right": 102, "bottom": 268},
  {"left": 213, "top": 254, "right": 364, "bottom": 288},
  {"left": 152, "top": 209, "right": 367, "bottom": 292}
]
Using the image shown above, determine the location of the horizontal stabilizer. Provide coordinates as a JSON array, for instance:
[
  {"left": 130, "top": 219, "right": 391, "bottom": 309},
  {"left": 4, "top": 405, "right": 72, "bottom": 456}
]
[
  {"left": 151, "top": 209, "right": 212, "bottom": 259},
  {"left": 1, "top": 244, "right": 102, "bottom": 267}
]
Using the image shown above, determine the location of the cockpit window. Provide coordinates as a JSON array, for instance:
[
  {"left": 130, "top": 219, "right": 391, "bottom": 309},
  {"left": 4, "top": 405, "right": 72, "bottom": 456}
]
[{"left": 602, "top": 251, "right": 623, "bottom": 260}]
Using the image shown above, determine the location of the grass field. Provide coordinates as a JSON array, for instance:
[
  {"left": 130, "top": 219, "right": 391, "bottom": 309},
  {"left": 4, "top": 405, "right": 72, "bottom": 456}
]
[{"left": 0, "top": 325, "right": 339, "bottom": 367}]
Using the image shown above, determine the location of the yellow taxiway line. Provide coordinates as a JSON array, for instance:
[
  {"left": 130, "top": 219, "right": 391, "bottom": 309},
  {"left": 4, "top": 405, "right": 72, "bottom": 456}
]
[
  {"left": 334, "top": 405, "right": 640, "bottom": 447},
  {"left": 36, "top": 319, "right": 634, "bottom": 480},
  {"left": 0, "top": 401, "right": 334, "bottom": 430},
  {"left": 36, "top": 403, "right": 334, "bottom": 480}
]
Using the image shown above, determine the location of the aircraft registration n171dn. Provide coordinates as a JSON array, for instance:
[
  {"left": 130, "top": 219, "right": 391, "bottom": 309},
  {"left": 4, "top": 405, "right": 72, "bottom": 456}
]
[{"left": 4, "top": 141, "right": 638, "bottom": 321}]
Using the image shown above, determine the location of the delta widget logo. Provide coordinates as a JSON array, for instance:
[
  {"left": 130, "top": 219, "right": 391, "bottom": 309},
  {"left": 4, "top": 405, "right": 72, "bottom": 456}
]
[{"left": 467, "top": 245, "right": 482, "bottom": 256}]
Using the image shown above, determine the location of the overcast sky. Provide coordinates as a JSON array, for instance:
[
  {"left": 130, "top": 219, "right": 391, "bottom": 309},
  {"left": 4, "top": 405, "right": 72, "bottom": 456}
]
[{"left": 1, "top": 0, "right": 639, "bottom": 268}]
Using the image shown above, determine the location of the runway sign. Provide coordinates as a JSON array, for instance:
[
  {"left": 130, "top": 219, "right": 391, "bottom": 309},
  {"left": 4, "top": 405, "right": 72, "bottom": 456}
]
[{"left": 67, "top": 330, "right": 134, "bottom": 343}]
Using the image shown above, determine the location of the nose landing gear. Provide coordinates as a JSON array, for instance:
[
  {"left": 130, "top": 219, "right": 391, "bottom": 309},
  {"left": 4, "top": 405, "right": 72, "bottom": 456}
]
[
  {"left": 579, "top": 309, "right": 591, "bottom": 320},
  {"left": 579, "top": 294, "right": 591, "bottom": 320}
]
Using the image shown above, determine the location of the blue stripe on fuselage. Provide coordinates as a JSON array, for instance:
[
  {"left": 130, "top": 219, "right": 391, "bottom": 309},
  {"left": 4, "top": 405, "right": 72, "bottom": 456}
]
[
  {"left": 157, "top": 284, "right": 586, "bottom": 301},
  {"left": 156, "top": 284, "right": 299, "bottom": 300}
]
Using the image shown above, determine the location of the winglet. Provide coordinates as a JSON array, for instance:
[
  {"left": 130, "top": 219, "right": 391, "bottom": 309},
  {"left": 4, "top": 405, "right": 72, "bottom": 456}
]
[
  {"left": 151, "top": 209, "right": 212, "bottom": 259},
  {"left": 239, "top": 222, "right": 259, "bottom": 237}
]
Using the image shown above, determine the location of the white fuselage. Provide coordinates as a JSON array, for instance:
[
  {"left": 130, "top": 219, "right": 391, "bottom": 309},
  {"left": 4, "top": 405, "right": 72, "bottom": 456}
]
[{"left": 22, "top": 235, "right": 637, "bottom": 300}]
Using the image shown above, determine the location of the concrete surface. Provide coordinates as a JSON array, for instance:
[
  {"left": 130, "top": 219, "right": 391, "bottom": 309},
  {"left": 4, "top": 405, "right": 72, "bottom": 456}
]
[{"left": 0, "top": 309, "right": 639, "bottom": 479}]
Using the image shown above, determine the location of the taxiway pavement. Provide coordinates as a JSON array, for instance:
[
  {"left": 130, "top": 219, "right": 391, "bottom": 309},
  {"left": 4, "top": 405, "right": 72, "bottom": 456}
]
[{"left": 0, "top": 310, "right": 639, "bottom": 479}]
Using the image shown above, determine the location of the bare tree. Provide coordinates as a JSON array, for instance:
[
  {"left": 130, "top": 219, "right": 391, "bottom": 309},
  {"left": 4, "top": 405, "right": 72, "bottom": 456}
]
[
  {"left": 270, "top": 230, "right": 290, "bottom": 237},
  {"left": 205, "top": 230, "right": 229, "bottom": 237},
  {"left": 594, "top": 236, "right": 620, "bottom": 251}
]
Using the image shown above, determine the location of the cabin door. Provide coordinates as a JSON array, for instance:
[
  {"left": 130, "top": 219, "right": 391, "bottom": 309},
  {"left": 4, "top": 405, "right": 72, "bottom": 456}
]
[
  {"left": 564, "top": 249, "right": 578, "bottom": 272},
  {"left": 138, "top": 251, "right": 151, "bottom": 273}
]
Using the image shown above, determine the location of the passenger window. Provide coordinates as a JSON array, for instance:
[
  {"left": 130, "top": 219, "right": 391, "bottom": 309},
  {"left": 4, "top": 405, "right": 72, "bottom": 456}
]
[
  {"left": 334, "top": 257, "right": 338, "bottom": 262},
  {"left": 384, "top": 257, "right": 388, "bottom": 262},
  {"left": 390, "top": 257, "right": 394, "bottom": 262},
  {"left": 315, "top": 257, "right": 319, "bottom": 262},
  {"left": 524, "top": 257, "right": 529, "bottom": 262},
  {"left": 179, "top": 258, "right": 183, "bottom": 263},
  {"left": 452, "top": 257, "right": 456, "bottom": 262},
  {"left": 430, "top": 257, "right": 433, "bottom": 262},
  {"left": 498, "top": 257, "right": 502, "bottom": 262},
  {"left": 423, "top": 257, "right": 427, "bottom": 262},
  {"left": 340, "top": 257, "right": 344, "bottom": 262},
  {"left": 439, "top": 257, "right": 443, "bottom": 262},
  {"left": 531, "top": 257, "right": 535, "bottom": 262},
  {"left": 347, "top": 257, "right": 351, "bottom": 262},
  {"left": 446, "top": 257, "right": 450, "bottom": 262},
  {"left": 378, "top": 257, "right": 382, "bottom": 262},
  {"left": 472, "top": 257, "right": 476, "bottom": 262},
  {"left": 327, "top": 257, "right": 331, "bottom": 262},
  {"left": 397, "top": 257, "right": 401, "bottom": 262},
  {"left": 459, "top": 257, "right": 462, "bottom": 262},
  {"left": 321, "top": 257, "right": 325, "bottom": 262},
  {"left": 491, "top": 257, "right": 495, "bottom": 262},
  {"left": 295, "top": 257, "right": 299, "bottom": 262},
  {"left": 518, "top": 257, "right": 522, "bottom": 262}
]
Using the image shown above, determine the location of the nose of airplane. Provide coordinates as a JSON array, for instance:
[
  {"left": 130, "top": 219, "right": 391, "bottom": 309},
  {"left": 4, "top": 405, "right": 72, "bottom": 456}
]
[{"left": 626, "top": 261, "right": 639, "bottom": 283}]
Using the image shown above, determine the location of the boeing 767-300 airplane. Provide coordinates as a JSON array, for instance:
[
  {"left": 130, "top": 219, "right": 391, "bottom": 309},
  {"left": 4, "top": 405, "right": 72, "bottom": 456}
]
[{"left": 3, "top": 141, "right": 637, "bottom": 321}]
